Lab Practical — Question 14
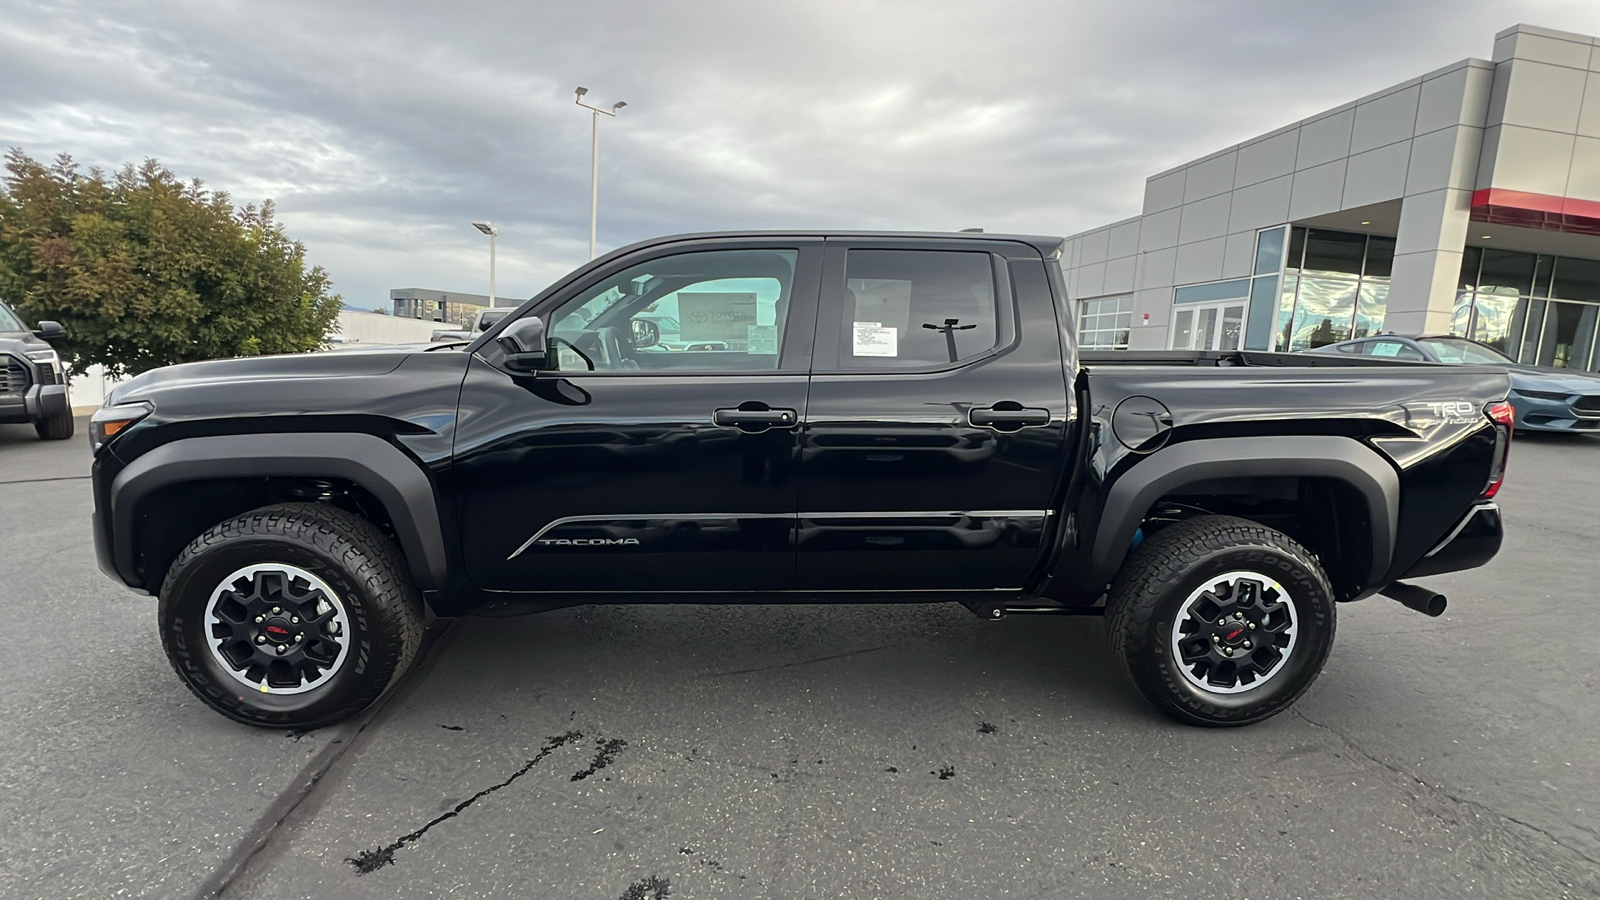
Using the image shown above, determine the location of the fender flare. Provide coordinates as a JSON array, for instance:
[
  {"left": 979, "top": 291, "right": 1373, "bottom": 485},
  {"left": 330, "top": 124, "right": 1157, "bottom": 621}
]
[
  {"left": 109, "top": 433, "right": 448, "bottom": 591},
  {"left": 1089, "top": 436, "right": 1400, "bottom": 587}
]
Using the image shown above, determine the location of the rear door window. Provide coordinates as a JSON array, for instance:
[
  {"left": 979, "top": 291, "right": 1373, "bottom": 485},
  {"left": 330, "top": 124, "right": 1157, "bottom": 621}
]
[{"left": 828, "top": 250, "right": 999, "bottom": 370}]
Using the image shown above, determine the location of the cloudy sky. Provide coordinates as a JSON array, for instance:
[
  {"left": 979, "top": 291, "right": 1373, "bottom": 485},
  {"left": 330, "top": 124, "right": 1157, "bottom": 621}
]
[{"left": 5, "top": 1, "right": 1600, "bottom": 309}]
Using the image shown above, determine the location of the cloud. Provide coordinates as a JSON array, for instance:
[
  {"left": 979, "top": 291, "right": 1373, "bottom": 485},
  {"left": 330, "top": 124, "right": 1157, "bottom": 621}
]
[{"left": 3, "top": 0, "right": 1599, "bottom": 306}]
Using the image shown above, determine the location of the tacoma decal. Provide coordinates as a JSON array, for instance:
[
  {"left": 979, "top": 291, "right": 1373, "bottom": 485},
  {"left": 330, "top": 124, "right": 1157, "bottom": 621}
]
[{"left": 536, "top": 538, "right": 642, "bottom": 547}]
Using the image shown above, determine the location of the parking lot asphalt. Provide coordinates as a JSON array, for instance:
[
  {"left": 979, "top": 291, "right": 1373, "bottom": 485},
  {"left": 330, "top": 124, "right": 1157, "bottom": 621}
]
[{"left": 2, "top": 419, "right": 1597, "bottom": 899}]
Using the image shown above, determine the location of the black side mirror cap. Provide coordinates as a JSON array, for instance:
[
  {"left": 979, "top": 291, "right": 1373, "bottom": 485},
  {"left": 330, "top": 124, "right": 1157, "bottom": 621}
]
[
  {"left": 33, "top": 320, "right": 63, "bottom": 340},
  {"left": 497, "top": 317, "right": 548, "bottom": 372}
]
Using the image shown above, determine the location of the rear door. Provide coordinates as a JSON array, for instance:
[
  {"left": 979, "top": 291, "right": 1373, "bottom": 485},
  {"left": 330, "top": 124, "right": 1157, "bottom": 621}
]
[
  {"left": 795, "top": 239, "right": 1072, "bottom": 591},
  {"left": 451, "top": 238, "right": 821, "bottom": 593}
]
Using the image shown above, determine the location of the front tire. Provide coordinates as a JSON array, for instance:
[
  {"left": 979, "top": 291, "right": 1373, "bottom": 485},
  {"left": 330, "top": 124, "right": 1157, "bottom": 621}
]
[
  {"left": 35, "top": 408, "right": 74, "bottom": 440},
  {"left": 159, "top": 503, "right": 424, "bottom": 728},
  {"left": 1106, "top": 515, "right": 1336, "bottom": 727}
]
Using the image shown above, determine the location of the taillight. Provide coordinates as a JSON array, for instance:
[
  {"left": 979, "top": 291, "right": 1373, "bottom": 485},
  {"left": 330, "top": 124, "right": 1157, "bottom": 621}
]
[{"left": 1483, "top": 400, "right": 1514, "bottom": 498}]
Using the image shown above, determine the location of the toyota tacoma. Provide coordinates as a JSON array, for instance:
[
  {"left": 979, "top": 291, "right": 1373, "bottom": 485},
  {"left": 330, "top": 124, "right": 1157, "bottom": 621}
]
[{"left": 89, "top": 232, "right": 1512, "bottom": 728}]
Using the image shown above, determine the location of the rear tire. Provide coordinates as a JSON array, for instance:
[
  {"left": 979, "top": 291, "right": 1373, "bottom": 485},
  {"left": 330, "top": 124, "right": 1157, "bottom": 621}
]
[
  {"left": 35, "top": 409, "right": 74, "bottom": 440},
  {"left": 1106, "top": 515, "right": 1336, "bottom": 727},
  {"left": 158, "top": 503, "right": 424, "bottom": 728}
]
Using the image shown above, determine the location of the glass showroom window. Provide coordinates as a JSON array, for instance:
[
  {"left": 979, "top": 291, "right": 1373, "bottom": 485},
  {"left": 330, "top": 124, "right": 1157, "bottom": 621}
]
[
  {"left": 1273, "top": 227, "right": 1395, "bottom": 351},
  {"left": 1455, "top": 248, "right": 1600, "bottom": 371},
  {"left": 1079, "top": 295, "right": 1132, "bottom": 349}
]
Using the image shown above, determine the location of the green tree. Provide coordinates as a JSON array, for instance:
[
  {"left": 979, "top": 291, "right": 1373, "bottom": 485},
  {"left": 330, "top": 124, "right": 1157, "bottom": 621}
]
[{"left": 0, "top": 150, "right": 342, "bottom": 377}]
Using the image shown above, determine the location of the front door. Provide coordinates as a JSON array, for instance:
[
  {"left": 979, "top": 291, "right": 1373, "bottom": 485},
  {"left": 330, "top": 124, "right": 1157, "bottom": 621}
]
[
  {"left": 1171, "top": 300, "right": 1246, "bottom": 351},
  {"left": 451, "top": 239, "right": 821, "bottom": 593},
  {"left": 794, "top": 240, "right": 1071, "bottom": 591}
]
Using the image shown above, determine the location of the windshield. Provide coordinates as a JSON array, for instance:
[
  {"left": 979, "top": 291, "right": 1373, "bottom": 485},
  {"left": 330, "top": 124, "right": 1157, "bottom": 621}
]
[
  {"left": 1418, "top": 337, "right": 1513, "bottom": 365},
  {"left": 0, "top": 303, "right": 25, "bottom": 333}
]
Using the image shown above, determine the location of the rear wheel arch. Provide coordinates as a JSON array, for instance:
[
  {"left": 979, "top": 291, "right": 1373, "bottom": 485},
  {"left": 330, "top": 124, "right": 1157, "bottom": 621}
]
[
  {"left": 110, "top": 433, "right": 448, "bottom": 594},
  {"left": 1088, "top": 437, "right": 1399, "bottom": 597}
]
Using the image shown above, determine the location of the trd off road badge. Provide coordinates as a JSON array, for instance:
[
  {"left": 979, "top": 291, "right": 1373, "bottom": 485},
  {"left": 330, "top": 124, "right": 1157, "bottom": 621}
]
[{"left": 1408, "top": 400, "right": 1479, "bottom": 428}]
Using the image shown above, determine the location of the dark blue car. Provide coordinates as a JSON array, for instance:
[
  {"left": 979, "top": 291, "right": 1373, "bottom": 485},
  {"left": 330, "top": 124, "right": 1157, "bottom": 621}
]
[{"left": 1311, "top": 334, "right": 1600, "bottom": 433}]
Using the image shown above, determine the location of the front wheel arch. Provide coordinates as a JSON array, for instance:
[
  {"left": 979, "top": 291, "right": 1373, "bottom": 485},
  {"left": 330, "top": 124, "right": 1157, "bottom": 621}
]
[{"left": 109, "top": 432, "right": 449, "bottom": 593}]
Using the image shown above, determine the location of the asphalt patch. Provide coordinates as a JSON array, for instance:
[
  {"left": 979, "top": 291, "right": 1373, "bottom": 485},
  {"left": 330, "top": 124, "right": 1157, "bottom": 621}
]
[
  {"left": 617, "top": 875, "right": 671, "bottom": 900},
  {"left": 572, "top": 737, "right": 628, "bottom": 782},
  {"left": 977, "top": 721, "right": 998, "bottom": 734},
  {"left": 346, "top": 730, "right": 584, "bottom": 874}
]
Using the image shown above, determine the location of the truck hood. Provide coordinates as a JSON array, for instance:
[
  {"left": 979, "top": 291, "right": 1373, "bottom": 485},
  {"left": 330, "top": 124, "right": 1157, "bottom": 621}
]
[{"left": 108, "top": 347, "right": 435, "bottom": 406}]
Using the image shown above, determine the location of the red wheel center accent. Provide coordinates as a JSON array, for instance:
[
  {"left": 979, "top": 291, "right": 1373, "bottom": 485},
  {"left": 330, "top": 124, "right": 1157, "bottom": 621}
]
[
  {"left": 265, "top": 620, "right": 292, "bottom": 638},
  {"left": 1223, "top": 625, "right": 1245, "bottom": 643}
]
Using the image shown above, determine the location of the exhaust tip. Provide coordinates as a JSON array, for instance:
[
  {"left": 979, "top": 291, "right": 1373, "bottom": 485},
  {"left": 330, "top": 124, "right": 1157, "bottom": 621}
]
[{"left": 1380, "top": 582, "right": 1447, "bottom": 618}]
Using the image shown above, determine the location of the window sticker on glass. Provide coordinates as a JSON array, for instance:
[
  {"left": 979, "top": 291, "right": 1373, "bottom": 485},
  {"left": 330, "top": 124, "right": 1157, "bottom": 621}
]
[
  {"left": 853, "top": 321, "right": 898, "bottom": 357},
  {"left": 746, "top": 324, "right": 778, "bottom": 355},
  {"left": 1370, "top": 342, "right": 1402, "bottom": 357}
]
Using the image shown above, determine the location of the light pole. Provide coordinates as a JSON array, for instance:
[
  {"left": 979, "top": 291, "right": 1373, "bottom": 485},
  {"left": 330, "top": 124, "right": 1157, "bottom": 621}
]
[
  {"left": 574, "top": 86, "right": 626, "bottom": 259},
  {"left": 471, "top": 221, "right": 498, "bottom": 306}
]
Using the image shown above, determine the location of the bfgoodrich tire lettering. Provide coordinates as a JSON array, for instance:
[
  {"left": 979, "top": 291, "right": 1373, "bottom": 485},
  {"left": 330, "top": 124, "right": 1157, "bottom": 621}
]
[
  {"left": 1106, "top": 515, "right": 1336, "bottom": 727},
  {"left": 158, "top": 503, "right": 423, "bottom": 728}
]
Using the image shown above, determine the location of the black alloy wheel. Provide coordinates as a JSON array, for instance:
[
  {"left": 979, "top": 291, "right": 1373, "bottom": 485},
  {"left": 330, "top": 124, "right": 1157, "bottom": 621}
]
[
  {"left": 159, "top": 503, "right": 424, "bottom": 728},
  {"left": 1106, "top": 515, "right": 1336, "bottom": 727}
]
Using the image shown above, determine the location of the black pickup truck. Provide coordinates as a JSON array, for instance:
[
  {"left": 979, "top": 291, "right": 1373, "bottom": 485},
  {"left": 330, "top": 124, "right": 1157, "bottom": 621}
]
[{"left": 89, "top": 232, "right": 1512, "bottom": 729}]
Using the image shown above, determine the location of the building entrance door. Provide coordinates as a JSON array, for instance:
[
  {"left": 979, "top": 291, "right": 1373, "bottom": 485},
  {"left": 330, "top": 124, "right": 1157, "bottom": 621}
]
[{"left": 1171, "top": 301, "right": 1245, "bottom": 351}]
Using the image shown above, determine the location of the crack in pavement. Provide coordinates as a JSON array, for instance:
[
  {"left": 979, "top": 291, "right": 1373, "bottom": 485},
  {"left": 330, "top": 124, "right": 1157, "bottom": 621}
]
[
  {"left": 347, "top": 730, "right": 586, "bottom": 874},
  {"left": 707, "top": 645, "right": 893, "bottom": 677},
  {"left": 1292, "top": 708, "right": 1600, "bottom": 869}
]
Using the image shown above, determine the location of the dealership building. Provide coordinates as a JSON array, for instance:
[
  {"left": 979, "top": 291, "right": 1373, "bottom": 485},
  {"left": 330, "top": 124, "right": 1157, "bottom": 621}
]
[{"left": 1062, "top": 23, "right": 1600, "bottom": 372}]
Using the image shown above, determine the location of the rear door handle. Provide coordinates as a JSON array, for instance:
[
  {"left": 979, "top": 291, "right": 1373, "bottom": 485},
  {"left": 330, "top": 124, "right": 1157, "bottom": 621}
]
[
  {"left": 713, "top": 404, "right": 798, "bottom": 433},
  {"left": 969, "top": 403, "right": 1050, "bottom": 431}
]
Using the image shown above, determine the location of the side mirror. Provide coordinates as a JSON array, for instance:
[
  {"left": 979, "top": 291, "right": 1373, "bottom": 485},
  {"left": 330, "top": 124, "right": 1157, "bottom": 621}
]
[
  {"left": 497, "top": 317, "right": 548, "bottom": 372},
  {"left": 34, "top": 320, "right": 63, "bottom": 340},
  {"left": 631, "top": 317, "right": 660, "bottom": 349}
]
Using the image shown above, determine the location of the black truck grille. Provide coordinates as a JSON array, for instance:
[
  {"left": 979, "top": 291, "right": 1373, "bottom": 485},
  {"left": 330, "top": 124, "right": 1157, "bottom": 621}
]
[
  {"left": 0, "top": 356, "right": 29, "bottom": 396},
  {"left": 1573, "top": 395, "right": 1600, "bottom": 413}
]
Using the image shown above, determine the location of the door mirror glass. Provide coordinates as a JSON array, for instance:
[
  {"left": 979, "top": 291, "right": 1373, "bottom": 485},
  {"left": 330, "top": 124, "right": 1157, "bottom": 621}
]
[
  {"left": 497, "top": 317, "right": 548, "bottom": 371},
  {"left": 630, "top": 317, "right": 660, "bottom": 348}
]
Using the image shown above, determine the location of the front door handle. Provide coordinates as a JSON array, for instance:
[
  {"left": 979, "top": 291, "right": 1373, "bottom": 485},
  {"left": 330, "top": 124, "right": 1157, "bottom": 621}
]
[
  {"left": 969, "top": 402, "right": 1050, "bottom": 431},
  {"left": 713, "top": 403, "right": 798, "bottom": 433}
]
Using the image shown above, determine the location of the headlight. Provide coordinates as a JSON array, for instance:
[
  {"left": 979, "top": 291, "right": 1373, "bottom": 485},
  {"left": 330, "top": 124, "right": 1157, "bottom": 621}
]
[
  {"left": 90, "top": 401, "right": 153, "bottom": 452},
  {"left": 23, "top": 348, "right": 61, "bottom": 376},
  {"left": 1512, "top": 388, "right": 1570, "bottom": 401}
]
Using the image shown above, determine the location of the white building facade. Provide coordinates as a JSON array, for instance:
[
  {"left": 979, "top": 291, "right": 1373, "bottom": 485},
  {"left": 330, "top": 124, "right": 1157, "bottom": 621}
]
[{"left": 1062, "top": 23, "right": 1600, "bottom": 374}]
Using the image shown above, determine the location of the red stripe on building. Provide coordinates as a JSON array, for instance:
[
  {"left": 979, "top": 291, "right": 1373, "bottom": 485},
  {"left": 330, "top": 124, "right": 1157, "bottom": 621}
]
[{"left": 1470, "top": 189, "right": 1600, "bottom": 237}]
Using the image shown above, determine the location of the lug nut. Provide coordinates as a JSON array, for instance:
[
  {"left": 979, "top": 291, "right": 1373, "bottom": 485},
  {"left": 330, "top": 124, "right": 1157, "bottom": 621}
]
[
  {"left": 294, "top": 634, "right": 303, "bottom": 642},
  {"left": 1223, "top": 647, "right": 1234, "bottom": 656},
  {"left": 254, "top": 615, "right": 264, "bottom": 623},
  {"left": 290, "top": 616, "right": 299, "bottom": 624},
  {"left": 271, "top": 607, "right": 281, "bottom": 614},
  {"left": 1248, "top": 622, "right": 1256, "bottom": 630},
  {"left": 1243, "top": 641, "right": 1253, "bottom": 649},
  {"left": 275, "top": 644, "right": 287, "bottom": 655},
  {"left": 256, "top": 635, "right": 266, "bottom": 644}
]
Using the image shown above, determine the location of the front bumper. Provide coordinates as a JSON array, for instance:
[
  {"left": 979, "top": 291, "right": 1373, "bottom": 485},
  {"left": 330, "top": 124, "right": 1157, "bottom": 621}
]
[
  {"left": 1512, "top": 393, "right": 1600, "bottom": 432},
  {"left": 1401, "top": 501, "right": 1503, "bottom": 579},
  {"left": 0, "top": 383, "right": 68, "bottom": 424}
]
